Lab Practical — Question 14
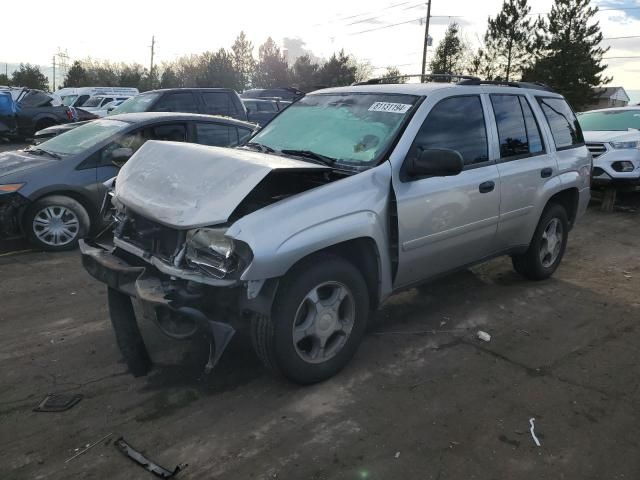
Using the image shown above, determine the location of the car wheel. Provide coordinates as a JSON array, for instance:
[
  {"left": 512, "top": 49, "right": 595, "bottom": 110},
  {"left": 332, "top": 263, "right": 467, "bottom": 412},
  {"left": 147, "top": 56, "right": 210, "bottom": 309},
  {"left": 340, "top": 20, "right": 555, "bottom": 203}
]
[
  {"left": 251, "top": 253, "right": 370, "bottom": 384},
  {"left": 512, "top": 203, "right": 569, "bottom": 280},
  {"left": 24, "top": 195, "right": 90, "bottom": 251}
]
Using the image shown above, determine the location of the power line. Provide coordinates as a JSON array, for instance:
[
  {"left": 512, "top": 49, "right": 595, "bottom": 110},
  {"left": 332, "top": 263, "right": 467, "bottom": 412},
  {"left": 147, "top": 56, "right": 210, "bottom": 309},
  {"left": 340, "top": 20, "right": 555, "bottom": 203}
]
[
  {"left": 604, "top": 56, "right": 640, "bottom": 59},
  {"left": 603, "top": 35, "right": 640, "bottom": 40}
]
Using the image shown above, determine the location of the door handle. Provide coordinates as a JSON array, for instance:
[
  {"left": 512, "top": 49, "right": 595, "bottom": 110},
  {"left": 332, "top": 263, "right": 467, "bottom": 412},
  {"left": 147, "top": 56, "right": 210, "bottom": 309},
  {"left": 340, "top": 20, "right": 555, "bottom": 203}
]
[
  {"left": 479, "top": 181, "right": 495, "bottom": 193},
  {"left": 541, "top": 167, "right": 553, "bottom": 178}
]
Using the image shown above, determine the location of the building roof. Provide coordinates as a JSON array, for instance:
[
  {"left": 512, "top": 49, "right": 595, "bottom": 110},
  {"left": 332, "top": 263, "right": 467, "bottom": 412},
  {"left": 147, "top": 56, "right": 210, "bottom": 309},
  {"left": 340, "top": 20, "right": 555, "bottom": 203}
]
[{"left": 594, "top": 86, "right": 630, "bottom": 102}]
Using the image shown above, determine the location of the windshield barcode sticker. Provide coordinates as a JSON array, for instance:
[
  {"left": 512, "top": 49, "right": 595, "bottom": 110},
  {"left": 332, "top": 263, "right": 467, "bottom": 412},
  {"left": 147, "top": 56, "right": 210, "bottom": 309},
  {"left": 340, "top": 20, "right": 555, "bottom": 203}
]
[{"left": 368, "top": 102, "right": 412, "bottom": 114}]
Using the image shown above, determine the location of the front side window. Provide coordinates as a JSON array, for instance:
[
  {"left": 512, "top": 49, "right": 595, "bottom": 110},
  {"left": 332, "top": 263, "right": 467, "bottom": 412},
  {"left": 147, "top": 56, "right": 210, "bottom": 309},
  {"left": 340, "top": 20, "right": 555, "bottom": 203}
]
[
  {"left": 196, "top": 123, "right": 240, "bottom": 147},
  {"left": 537, "top": 97, "right": 584, "bottom": 149},
  {"left": 61, "top": 95, "right": 78, "bottom": 106},
  {"left": 251, "top": 93, "right": 419, "bottom": 169},
  {"left": 578, "top": 109, "right": 640, "bottom": 131},
  {"left": 82, "top": 96, "right": 103, "bottom": 108},
  {"left": 409, "top": 95, "right": 488, "bottom": 166},
  {"left": 155, "top": 92, "right": 199, "bottom": 113},
  {"left": 490, "top": 95, "right": 544, "bottom": 159}
]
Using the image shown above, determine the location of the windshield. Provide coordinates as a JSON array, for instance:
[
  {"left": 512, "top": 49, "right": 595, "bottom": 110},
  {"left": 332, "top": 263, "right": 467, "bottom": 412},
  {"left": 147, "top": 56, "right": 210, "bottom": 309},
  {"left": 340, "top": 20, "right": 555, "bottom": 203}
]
[
  {"left": 578, "top": 109, "right": 640, "bottom": 131},
  {"left": 36, "top": 119, "right": 129, "bottom": 156},
  {"left": 110, "top": 92, "right": 160, "bottom": 114},
  {"left": 61, "top": 95, "right": 77, "bottom": 106},
  {"left": 250, "top": 93, "right": 418, "bottom": 168}
]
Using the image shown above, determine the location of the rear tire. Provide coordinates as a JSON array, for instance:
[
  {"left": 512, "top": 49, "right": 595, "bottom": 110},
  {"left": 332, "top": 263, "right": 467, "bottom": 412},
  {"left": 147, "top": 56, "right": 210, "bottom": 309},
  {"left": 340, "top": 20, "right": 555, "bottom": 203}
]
[
  {"left": 251, "top": 253, "right": 370, "bottom": 384},
  {"left": 107, "top": 288, "right": 152, "bottom": 377},
  {"left": 24, "top": 195, "right": 90, "bottom": 251},
  {"left": 512, "top": 203, "right": 569, "bottom": 280}
]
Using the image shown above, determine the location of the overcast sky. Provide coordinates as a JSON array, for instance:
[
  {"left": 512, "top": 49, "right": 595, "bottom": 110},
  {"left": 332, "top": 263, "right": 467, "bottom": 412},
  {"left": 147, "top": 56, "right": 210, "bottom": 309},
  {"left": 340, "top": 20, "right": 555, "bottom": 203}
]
[{"left": 1, "top": 0, "right": 639, "bottom": 95}]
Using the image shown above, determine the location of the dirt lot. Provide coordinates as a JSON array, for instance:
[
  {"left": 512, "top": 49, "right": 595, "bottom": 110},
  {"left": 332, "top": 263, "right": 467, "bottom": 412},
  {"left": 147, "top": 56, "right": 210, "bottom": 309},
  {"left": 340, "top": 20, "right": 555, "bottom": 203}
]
[{"left": 1, "top": 139, "right": 640, "bottom": 479}]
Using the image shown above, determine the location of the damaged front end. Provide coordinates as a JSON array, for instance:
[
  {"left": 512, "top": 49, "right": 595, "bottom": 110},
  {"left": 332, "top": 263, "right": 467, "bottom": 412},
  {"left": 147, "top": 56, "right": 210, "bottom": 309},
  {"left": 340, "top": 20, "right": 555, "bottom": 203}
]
[
  {"left": 81, "top": 140, "right": 333, "bottom": 375},
  {"left": 0, "top": 191, "right": 29, "bottom": 239}
]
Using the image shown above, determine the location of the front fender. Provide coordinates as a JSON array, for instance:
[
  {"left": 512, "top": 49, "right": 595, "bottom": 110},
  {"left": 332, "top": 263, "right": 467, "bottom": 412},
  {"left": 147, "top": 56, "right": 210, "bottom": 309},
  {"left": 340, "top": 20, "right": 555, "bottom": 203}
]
[{"left": 227, "top": 163, "right": 393, "bottom": 298}]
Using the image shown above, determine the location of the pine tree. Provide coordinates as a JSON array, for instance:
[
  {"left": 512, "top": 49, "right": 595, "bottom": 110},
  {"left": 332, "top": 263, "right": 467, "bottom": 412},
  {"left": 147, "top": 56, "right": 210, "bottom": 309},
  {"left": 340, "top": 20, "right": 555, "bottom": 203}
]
[
  {"left": 291, "top": 55, "right": 319, "bottom": 92},
  {"left": 253, "top": 38, "right": 289, "bottom": 88},
  {"left": 429, "top": 23, "right": 467, "bottom": 78},
  {"left": 63, "top": 61, "right": 88, "bottom": 87},
  {"left": 317, "top": 50, "right": 357, "bottom": 87},
  {"left": 522, "top": 0, "right": 610, "bottom": 110},
  {"left": 485, "top": 0, "right": 536, "bottom": 81},
  {"left": 232, "top": 31, "right": 256, "bottom": 91},
  {"left": 381, "top": 67, "right": 406, "bottom": 84},
  {"left": 11, "top": 64, "right": 50, "bottom": 91},
  {"left": 198, "top": 49, "right": 239, "bottom": 89}
]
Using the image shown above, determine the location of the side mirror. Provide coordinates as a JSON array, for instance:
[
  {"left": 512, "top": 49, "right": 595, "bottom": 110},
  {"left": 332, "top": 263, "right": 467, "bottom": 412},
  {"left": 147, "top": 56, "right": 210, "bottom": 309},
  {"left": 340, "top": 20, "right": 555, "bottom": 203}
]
[
  {"left": 407, "top": 148, "right": 464, "bottom": 178},
  {"left": 110, "top": 147, "right": 133, "bottom": 167}
]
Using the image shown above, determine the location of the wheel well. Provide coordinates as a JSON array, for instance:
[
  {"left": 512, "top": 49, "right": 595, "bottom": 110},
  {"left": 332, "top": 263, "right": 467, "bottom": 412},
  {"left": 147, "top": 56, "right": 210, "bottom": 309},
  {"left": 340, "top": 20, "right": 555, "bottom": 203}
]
[
  {"left": 292, "top": 238, "right": 381, "bottom": 310},
  {"left": 547, "top": 188, "right": 579, "bottom": 227}
]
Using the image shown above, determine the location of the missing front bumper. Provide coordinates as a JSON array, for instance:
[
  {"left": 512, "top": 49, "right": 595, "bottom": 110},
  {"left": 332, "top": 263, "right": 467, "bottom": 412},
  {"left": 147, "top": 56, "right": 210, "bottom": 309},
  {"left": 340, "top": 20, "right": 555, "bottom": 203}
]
[{"left": 80, "top": 239, "right": 236, "bottom": 373}]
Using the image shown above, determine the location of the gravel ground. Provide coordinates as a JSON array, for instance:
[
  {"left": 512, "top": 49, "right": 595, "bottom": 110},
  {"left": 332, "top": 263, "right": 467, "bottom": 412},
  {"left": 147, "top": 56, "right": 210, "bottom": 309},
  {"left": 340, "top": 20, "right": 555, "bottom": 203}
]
[{"left": 1, "top": 138, "right": 640, "bottom": 479}]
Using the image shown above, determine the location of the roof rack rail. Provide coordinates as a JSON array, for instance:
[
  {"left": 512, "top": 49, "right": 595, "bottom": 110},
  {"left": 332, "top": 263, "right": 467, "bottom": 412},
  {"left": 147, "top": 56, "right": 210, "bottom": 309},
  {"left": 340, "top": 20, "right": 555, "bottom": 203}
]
[
  {"left": 456, "top": 78, "right": 556, "bottom": 92},
  {"left": 353, "top": 73, "right": 480, "bottom": 85}
]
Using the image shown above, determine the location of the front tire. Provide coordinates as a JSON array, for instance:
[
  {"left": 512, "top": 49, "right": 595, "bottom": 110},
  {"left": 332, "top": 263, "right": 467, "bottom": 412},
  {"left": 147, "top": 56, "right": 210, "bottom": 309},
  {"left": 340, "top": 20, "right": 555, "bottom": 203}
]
[
  {"left": 252, "top": 254, "right": 370, "bottom": 384},
  {"left": 24, "top": 195, "right": 90, "bottom": 251},
  {"left": 512, "top": 203, "right": 569, "bottom": 280}
]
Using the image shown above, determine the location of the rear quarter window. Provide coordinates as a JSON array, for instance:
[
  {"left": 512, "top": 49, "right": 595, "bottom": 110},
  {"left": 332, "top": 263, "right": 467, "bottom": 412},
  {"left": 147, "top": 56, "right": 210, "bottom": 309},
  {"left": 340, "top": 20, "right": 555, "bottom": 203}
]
[{"left": 536, "top": 97, "right": 584, "bottom": 150}]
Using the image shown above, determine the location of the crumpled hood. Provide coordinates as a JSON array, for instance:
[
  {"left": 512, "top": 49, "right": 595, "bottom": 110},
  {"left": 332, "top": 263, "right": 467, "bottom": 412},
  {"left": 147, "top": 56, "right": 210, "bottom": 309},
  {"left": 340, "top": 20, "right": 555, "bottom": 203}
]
[
  {"left": 0, "top": 150, "right": 55, "bottom": 179},
  {"left": 115, "top": 141, "right": 328, "bottom": 229},
  {"left": 583, "top": 130, "right": 640, "bottom": 143}
]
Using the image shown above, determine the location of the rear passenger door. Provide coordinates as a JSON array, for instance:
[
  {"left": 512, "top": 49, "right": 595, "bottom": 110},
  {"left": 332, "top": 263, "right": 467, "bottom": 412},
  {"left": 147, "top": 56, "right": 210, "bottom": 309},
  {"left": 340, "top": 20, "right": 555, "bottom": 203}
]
[
  {"left": 488, "top": 94, "right": 558, "bottom": 250},
  {"left": 393, "top": 95, "right": 501, "bottom": 287},
  {"left": 200, "top": 92, "right": 239, "bottom": 118}
]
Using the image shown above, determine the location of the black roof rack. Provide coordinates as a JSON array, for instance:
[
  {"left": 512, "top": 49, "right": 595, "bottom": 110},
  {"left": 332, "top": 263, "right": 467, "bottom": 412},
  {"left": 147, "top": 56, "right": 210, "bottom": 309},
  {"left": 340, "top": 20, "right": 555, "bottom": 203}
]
[
  {"left": 353, "top": 73, "right": 480, "bottom": 85},
  {"left": 353, "top": 74, "right": 556, "bottom": 93},
  {"left": 456, "top": 78, "right": 556, "bottom": 92}
]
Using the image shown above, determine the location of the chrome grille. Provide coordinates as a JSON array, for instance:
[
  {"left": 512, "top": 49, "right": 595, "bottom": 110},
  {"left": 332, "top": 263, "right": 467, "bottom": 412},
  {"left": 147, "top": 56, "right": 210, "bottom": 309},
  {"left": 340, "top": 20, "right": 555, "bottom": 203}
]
[{"left": 586, "top": 142, "right": 607, "bottom": 158}]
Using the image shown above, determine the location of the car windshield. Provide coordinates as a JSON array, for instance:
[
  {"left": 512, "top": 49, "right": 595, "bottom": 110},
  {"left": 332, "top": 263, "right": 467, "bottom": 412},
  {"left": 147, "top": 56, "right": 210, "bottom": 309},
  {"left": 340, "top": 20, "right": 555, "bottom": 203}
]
[
  {"left": 36, "top": 119, "right": 129, "bottom": 156},
  {"left": 110, "top": 92, "right": 160, "bottom": 114},
  {"left": 82, "top": 96, "right": 104, "bottom": 107},
  {"left": 578, "top": 109, "right": 640, "bottom": 131},
  {"left": 250, "top": 93, "right": 419, "bottom": 168},
  {"left": 61, "top": 95, "right": 77, "bottom": 106}
]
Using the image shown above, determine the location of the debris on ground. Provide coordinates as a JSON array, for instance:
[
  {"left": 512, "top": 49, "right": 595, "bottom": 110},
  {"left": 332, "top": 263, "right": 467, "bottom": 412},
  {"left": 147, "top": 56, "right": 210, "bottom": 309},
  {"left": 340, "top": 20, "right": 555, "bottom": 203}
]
[
  {"left": 529, "top": 418, "right": 541, "bottom": 447},
  {"left": 65, "top": 433, "right": 113, "bottom": 463},
  {"left": 33, "top": 393, "right": 82, "bottom": 412},
  {"left": 476, "top": 331, "right": 491, "bottom": 342},
  {"left": 114, "top": 437, "right": 187, "bottom": 478},
  {"left": 394, "top": 451, "right": 400, "bottom": 459}
]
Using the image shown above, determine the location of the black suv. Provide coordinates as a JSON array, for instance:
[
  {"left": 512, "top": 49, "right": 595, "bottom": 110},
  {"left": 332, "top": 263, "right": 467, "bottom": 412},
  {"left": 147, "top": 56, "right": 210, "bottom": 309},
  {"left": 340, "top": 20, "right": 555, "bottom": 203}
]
[{"left": 110, "top": 88, "right": 248, "bottom": 121}]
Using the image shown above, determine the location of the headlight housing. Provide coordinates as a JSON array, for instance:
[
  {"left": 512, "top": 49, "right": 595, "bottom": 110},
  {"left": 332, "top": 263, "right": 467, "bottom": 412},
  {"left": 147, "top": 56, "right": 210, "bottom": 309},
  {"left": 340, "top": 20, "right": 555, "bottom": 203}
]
[
  {"left": 185, "top": 228, "right": 251, "bottom": 278},
  {"left": 610, "top": 141, "right": 640, "bottom": 150}
]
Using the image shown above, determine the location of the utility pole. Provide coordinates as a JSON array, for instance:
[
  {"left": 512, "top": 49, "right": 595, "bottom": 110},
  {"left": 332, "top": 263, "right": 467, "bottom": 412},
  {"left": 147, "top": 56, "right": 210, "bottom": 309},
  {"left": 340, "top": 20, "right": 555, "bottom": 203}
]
[
  {"left": 149, "top": 35, "right": 155, "bottom": 89},
  {"left": 420, "top": 0, "right": 432, "bottom": 82},
  {"left": 52, "top": 55, "right": 56, "bottom": 91}
]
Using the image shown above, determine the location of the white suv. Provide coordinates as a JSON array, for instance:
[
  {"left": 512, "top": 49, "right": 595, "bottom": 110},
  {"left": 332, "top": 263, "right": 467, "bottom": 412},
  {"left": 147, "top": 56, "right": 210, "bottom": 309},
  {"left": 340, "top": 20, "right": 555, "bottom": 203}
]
[{"left": 579, "top": 107, "right": 640, "bottom": 188}]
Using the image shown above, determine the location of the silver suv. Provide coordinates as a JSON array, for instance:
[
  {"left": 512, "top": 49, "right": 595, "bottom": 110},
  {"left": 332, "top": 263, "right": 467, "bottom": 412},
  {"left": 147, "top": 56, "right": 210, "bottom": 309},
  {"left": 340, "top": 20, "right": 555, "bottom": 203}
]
[{"left": 81, "top": 77, "right": 592, "bottom": 384}]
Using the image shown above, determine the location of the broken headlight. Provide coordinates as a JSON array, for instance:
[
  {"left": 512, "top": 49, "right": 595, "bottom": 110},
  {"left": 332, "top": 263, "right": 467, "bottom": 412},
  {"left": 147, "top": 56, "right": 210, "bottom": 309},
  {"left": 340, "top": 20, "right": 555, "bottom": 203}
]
[{"left": 185, "top": 228, "right": 250, "bottom": 278}]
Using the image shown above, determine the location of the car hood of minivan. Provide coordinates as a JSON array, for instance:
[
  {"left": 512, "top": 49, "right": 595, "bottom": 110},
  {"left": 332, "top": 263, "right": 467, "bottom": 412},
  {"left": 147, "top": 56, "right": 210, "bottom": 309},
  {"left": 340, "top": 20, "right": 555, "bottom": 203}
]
[
  {"left": 0, "top": 150, "right": 56, "bottom": 179},
  {"left": 115, "top": 141, "right": 329, "bottom": 229},
  {"left": 583, "top": 130, "right": 640, "bottom": 143}
]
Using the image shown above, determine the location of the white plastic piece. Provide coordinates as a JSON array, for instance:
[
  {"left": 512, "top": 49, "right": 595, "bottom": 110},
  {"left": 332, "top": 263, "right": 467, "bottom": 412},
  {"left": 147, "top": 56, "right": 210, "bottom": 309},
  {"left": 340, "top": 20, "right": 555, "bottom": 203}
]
[
  {"left": 476, "top": 330, "right": 491, "bottom": 342},
  {"left": 529, "top": 418, "right": 541, "bottom": 447},
  {"left": 394, "top": 451, "right": 401, "bottom": 459}
]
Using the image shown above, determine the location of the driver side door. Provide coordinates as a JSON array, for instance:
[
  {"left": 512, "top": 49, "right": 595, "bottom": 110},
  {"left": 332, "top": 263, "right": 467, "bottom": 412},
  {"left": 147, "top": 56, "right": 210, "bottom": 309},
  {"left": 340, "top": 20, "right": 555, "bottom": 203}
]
[{"left": 393, "top": 94, "right": 501, "bottom": 288}]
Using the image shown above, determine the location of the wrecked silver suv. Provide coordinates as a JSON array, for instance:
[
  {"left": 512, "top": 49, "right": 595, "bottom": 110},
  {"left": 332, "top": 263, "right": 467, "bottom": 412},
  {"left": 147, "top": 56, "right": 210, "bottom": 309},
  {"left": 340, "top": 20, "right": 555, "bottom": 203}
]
[{"left": 81, "top": 79, "right": 591, "bottom": 384}]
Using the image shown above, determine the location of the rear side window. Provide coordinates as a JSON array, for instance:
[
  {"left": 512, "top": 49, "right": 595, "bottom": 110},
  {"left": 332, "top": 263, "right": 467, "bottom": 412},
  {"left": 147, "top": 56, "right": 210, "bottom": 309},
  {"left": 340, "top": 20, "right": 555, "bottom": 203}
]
[
  {"left": 155, "top": 92, "right": 199, "bottom": 113},
  {"left": 490, "top": 95, "right": 544, "bottom": 158},
  {"left": 196, "top": 123, "right": 240, "bottom": 147},
  {"left": 201, "top": 92, "right": 237, "bottom": 116},
  {"left": 411, "top": 95, "right": 489, "bottom": 166},
  {"left": 537, "top": 97, "right": 584, "bottom": 149},
  {"left": 147, "top": 123, "right": 187, "bottom": 142},
  {"left": 258, "top": 102, "right": 277, "bottom": 112}
]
